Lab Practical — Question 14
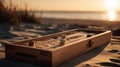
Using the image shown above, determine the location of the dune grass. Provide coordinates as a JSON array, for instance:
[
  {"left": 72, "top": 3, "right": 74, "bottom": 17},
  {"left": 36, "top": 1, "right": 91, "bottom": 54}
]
[{"left": 0, "top": 1, "right": 40, "bottom": 25}]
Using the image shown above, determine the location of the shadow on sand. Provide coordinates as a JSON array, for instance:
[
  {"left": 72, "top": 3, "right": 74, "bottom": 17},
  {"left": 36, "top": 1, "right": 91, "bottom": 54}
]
[
  {"left": 0, "top": 24, "right": 18, "bottom": 39},
  {"left": 96, "top": 58, "right": 120, "bottom": 67},
  {"left": 0, "top": 59, "right": 40, "bottom": 67},
  {"left": 96, "top": 50, "right": 120, "bottom": 67}
]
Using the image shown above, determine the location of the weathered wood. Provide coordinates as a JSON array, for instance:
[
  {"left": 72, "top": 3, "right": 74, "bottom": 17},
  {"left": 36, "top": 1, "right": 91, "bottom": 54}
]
[{"left": 5, "top": 29, "right": 111, "bottom": 67}]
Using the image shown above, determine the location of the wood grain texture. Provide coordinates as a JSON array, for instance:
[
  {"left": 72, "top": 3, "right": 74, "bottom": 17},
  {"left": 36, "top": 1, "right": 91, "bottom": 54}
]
[{"left": 5, "top": 29, "right": 111, "bottom": 67}]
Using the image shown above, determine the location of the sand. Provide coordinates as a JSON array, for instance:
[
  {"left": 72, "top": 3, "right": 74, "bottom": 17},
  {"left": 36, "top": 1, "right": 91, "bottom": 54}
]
[{"left": 0, "top": 19, "right": 120, "bottom": 67}]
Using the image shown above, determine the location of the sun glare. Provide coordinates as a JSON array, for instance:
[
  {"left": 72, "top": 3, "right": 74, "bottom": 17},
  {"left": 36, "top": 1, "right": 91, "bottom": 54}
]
[
  {"left": 104, "top": 0, "right": 118, "bottom": 9},
  {"left": 108, "top": 10, "right": 116, "bottom": 21},
  {"left": 104, "top": 0, "right": 118, "bottom": 21}
]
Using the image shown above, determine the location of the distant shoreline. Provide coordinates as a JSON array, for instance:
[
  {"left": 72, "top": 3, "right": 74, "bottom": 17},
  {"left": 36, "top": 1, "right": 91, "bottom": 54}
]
[
  {"left": 17, "top": 11, "right": 120, "bottom": 22},
  {"left": 40, "top": 18, "right": 120, "bottom": 26},
  {"left": 17, "top": 10, "right": 120, "bottom": 13}
]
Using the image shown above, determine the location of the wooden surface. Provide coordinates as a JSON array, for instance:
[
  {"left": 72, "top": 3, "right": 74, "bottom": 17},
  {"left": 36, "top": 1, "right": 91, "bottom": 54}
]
[
  {"left": 5, "top": 29, "right": 111, "bottom": 67},
  {"left": 52, "top": 31, "right": 111, "bottom": 66}
]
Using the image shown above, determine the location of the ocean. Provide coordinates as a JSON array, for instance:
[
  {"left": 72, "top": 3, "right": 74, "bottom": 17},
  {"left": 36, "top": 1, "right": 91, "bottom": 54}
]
[{"left": 31, "top": 11, "right": 120, "bottom": 21}]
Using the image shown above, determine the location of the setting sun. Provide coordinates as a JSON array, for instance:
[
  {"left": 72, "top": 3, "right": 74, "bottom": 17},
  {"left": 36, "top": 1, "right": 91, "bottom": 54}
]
[
  {"left": 104, "top": 0, "right": 118, "bottom": 9},
  {"left": 104, "top": 0, "right": 118, "bottom": 21},
  {"left": 108, "top": 10, "right": 116, "bottom": 21}
]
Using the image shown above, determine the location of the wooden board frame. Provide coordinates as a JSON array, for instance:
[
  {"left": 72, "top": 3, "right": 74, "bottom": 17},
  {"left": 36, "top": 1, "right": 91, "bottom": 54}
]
[{"left": 5, "top": 29, "right": 111, "bottom": 67}]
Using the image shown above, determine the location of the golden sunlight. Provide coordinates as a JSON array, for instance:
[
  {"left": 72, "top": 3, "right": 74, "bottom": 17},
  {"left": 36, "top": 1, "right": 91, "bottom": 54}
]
[
  {"left": 104, "top": 0, "right": 118, "bottom": 21},
  {"left": 108, "top": 10, "right": 116, "bottom": 21},
  {"left": 104, "top": 0, "right": 118, "bottom": 9}
]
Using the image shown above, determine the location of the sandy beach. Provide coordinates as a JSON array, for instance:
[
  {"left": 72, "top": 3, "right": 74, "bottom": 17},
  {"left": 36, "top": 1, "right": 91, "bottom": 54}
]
[
  {"left": 40, "top": 18, "right": 120, "bottom": 27},
  {"left": 1, "top": 0, "right": 120, "bottom": 66},
  {"left": 0, "top": 18, "right": 120, "bottom": 67}
]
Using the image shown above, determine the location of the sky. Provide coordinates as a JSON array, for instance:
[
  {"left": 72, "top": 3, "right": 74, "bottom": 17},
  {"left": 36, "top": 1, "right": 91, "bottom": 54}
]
[{"left": 4, "top": 0, "right": 120, "bottom": 11}]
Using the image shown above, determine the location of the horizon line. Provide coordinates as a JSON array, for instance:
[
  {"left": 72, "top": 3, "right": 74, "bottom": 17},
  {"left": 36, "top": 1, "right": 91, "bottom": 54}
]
[{"left": 17, "top": 10, "right": 120, "bottom": 13}]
